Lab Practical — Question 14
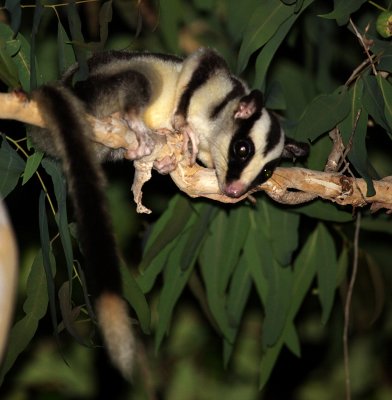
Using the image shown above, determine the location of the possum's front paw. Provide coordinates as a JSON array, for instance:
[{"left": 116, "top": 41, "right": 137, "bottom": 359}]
[
  {"left": 153, "top": 154, "right": 177, "bottom": 174},
  {"left": 123, "top": 116, "right": 155, "bottom": 160}
]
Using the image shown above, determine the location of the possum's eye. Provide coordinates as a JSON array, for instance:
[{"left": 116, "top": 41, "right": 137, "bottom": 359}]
[{"left": 232, "top": 140, "right": 252, "bottom": 161}]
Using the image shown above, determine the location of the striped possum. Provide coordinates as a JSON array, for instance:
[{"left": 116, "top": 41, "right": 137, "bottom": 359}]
[{"left": 29, "top": 48, "right": 308, "bottom": 378}]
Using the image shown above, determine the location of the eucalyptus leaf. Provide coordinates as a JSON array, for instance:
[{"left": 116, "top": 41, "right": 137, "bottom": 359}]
[
  {"left": 5, "top": 0, "right": 21, "bottom": 34},
  {"left": 0, "top": 250, "right": 51, "bottom": 383},
  {"left": 223, "top": 253, "right": 253, "bottom": 365},
  {"left": 238, "top": 1, "right": 296, "bottom": 73},
  {"left": 42, "top": 159, "right": 74, "bottom": 283},
  {"left": 294, "top": 87, "right": 351, "bottom": 142},
  {"left": 320, "top": 0, "right": 367, "bottom": 25},
  {"left": 121, "top": 264, "right": 151, "bottom": 334},
  {"left": 363, "top": 75, "right": 390, "bottom": 136},
  {"left": 57, "top": 20, "right": 75, "bottom": 74},
  {"left": 139, "top": 195, "right": 194, "bottom": 272},
  {"left": 155, "top": 230, "right": 198, "bottom": 351},
  {"left": 339, "top": 79, "right": 376, "bottom": 196},
  {"left": 99, "top": 1, "right": 113, "bottom": 47},
  {"left": 22, "top": 150, "right": 43, "bottom": 185},
  {"left": 0, "top": 22, "right": 24, "bottom": 89},
  {"left": 0, "top": 137, "right": 25, "bottom": 198},
  {"left": 254, "top": 0, "right": 314, "bottom": 89},
  {"left": 316, "top": 223, "right": 337, "bottom": 324},
  {"left": 39, "top": 190, "right": 58, "bottom": 335}
]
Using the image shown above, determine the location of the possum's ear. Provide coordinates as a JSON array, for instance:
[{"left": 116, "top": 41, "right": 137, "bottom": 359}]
[
  {"left": 282, "top": 137, "right": 310, "bottom": 159},
  {"left": 234, "top": 90, "right": 264, "bottom": 119}
]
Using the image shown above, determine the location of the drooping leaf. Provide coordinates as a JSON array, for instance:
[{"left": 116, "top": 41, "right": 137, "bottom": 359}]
[
  {"left": 199, "top": 208, "right": 246, "bottom": 340},
  {"left": 42, "top": 159, "right": 74, "bottom": 284},
  {"left": 0, "top": 250, "right": 52, "bottom": 383},
  {"left": 66, "top": 1, "right": 88, "bottom": 82},
  {"left": 155, "top": 229, "right": 198, "bottom": 351},
  {"left": 121, "top": 264, "right": 151, "bottom": 334},
  {"left": 339, "top": 78, "right": 376, "bottom": 196},
  {"left": 377, "top": 74, "right": 392, "bottom": 132},
  {"left": 0, "top": 137, "right": 25, "bottom": 198},
  {"left": 238, "top": 1, "right": 297, "bottom": 73},
  {"left": 320, "top": 0, "right": 367, "bottom": 25},
  {"left": 58, "top": 281, "right": 90, "bottom": 346},
  {"left": 22, "top": 150, "right": 43, "bottom": 185},
  {"left": 57, "top": 20, "right": 75, "bottom": 74},
  {"left": 294, "top": 87, "right": 351, "bottom": 142},
  {"left": 0, "top": 22, "right": 26, "bottom": 88},
  {"left": 181, "top": 203, "right": 218, "bottom": 270},
  {"left": 29, "top": 0, "right": 44, "bottom": 90},
  {"left": 316, "top": 223, "right": 337, "bottom": 324},
  {"left": 5, "top": 0, "right": 21, "bottom": 34},
  {"left": 254, "top": 0, "right": 314, "bottom": 89},
  {"left": 257, "top": 200, "right": 299, "bottom": 266},
  {"left": 38, "top": 190, "right": 58, "bottom": 335},
  {"left": 223, "top": 252, "right": 253, "bottom": 365},
  {"left": 2, "top": 23, "right": 32, "bottom": 90},
  {"left": 362, "top": 75, "right": 391, "bottom": 137},
  {"left": 98, "top": 1, "right": 113, "bottom": 47}
]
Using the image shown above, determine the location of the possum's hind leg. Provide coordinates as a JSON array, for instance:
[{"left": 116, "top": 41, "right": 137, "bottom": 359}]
[{"left": 72, "top": 70, "right": 156, "bottom": 160}]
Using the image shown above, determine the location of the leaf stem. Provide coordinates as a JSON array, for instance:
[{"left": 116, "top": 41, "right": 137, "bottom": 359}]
[{"left": 5, "top": 135, "right": 56, "bottom": 217}]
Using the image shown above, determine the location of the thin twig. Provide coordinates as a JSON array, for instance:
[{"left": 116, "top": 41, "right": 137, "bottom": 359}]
[
  {"left": 343, "top": 211, "right": 361, "bottom": 400},
  {"left": 349, "top": 19, "right": 378, "bottom": 77}
]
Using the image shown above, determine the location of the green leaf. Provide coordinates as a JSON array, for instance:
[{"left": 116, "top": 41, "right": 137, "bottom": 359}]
[
  {"left": 42, "top": 159, "right": 74, "bottom": 283},
  {"left": 39, "top": 190, "right": 58, "bottom": 335},
  {"left": 199, "top": 208, "right": 247, "bottom": 340},
  {"left": 0, "top": 137, "right": 25, "bottom": 198},
  {"left": 316, "top": 223, "right": 337, "bottom": 324},
  {"left": 58, "top": 281, "right": 89, "bottom": 346},
  {"left": 0, "top": 22, "right": 22, "bottom": 88},
  {"left": 98, "top": 1, "right": 113, "bottom": 47},
  {"left": 5, "top": 0, "right": 21, "bottom": 34},
  {"left": 181, "top": 203, "right": 218, "bottom": 270},
  {"left": 57, "top": 20, "right": 75, "bottom": 74},
  {"left": 294, "top": 87, "right": 351, "bottom": 142},
  {"left": 257, "top": 200, "right": 299, "bottom": 266},
  {"left": 362, "top": 75, "right": 390, "bottom": 136},
  {"left": 237, "top": 1, "right": 296, "bottom": 73},
  {"left": 377, "top": 74, "right": 392, "bottom": 132},
  {"left": 320, "top": 0, "right": 367, "bottom": 25},
  {"left": 339, "top": 79, "right": 376, "bottom": 196},
  {"left": 254, "top": 0, "right": 314, "bottom": 89},
  {"left": 139, "top": 195, "right": 193, "bottom": 272},
  {"left": 223, "top": 253, "right": 252, "bottom": 365},
  {"left": 226, "top": 0, "right": 260, "bottom": 42},
  {"left": 155, "top": 230, "right": 198, "bottom": 351},
  {"left": 159, "top": 0, "right": 183, "bottom": 53},
  {"left": 294, "top": 199, "right": 353, "bottom": 222},
  {"left": 0, "top": 250, "right": 51, "bottom": 383},
  {"left": 121, "top": 264, "right": 151, "bottom": 334},
  {"left": 258, "top": 224, "right": 321, "bottom": 389},
  {"left": 66, "top": 1, "right": 88, "bottom": 82},
  {"left": 22, "top": 150, "right": 43, "bottom": 185}
]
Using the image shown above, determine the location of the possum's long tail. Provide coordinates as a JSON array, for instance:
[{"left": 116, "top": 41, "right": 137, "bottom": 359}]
[{"left": 32, "top": 85, "right": 134, "bottom": 380}]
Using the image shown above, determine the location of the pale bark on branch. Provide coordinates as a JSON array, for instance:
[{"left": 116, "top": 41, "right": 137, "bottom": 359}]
[{"left": 1, "top": 91, "right": 390, "bottom": 212}]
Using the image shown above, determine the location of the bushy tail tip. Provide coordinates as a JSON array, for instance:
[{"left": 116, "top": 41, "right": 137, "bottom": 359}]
[{"left": 95, "top": 292, "right": 135, "bottom": 381}]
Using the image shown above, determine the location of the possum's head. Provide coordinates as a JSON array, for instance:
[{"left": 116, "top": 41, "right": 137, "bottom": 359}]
[{"left": 212, "top": 90, "right": 308, "bottom": 198}]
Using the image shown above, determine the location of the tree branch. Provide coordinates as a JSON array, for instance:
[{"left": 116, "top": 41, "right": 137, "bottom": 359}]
[{"left": 1, "top": 91, "right": 391, "bottom": 213}]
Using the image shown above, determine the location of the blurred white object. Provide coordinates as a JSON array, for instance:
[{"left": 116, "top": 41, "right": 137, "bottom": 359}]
[{"left": 0, "top": 198, "right": 18, "bottom": 363}]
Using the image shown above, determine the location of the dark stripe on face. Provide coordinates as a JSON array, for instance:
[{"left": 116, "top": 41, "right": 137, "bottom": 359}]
[
  {"left": 225, "top": 109, "right": 261, "bottom": 183},
  {"left": 263, "top": 112, "right": 282, "bottom": 157},
  {"left": 250, "top": 158, "right": 280, "bottom": 188},
  {"left": 174, "top": 50, "right": 228, "bottom": 119},
  {"left": 209, "top": 77, "right": 245, "bottom": 119}
]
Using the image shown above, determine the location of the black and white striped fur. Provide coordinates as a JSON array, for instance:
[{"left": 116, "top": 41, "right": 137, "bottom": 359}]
[{"left": 29, "top": 47, "right": 308, "bottom": 379}]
